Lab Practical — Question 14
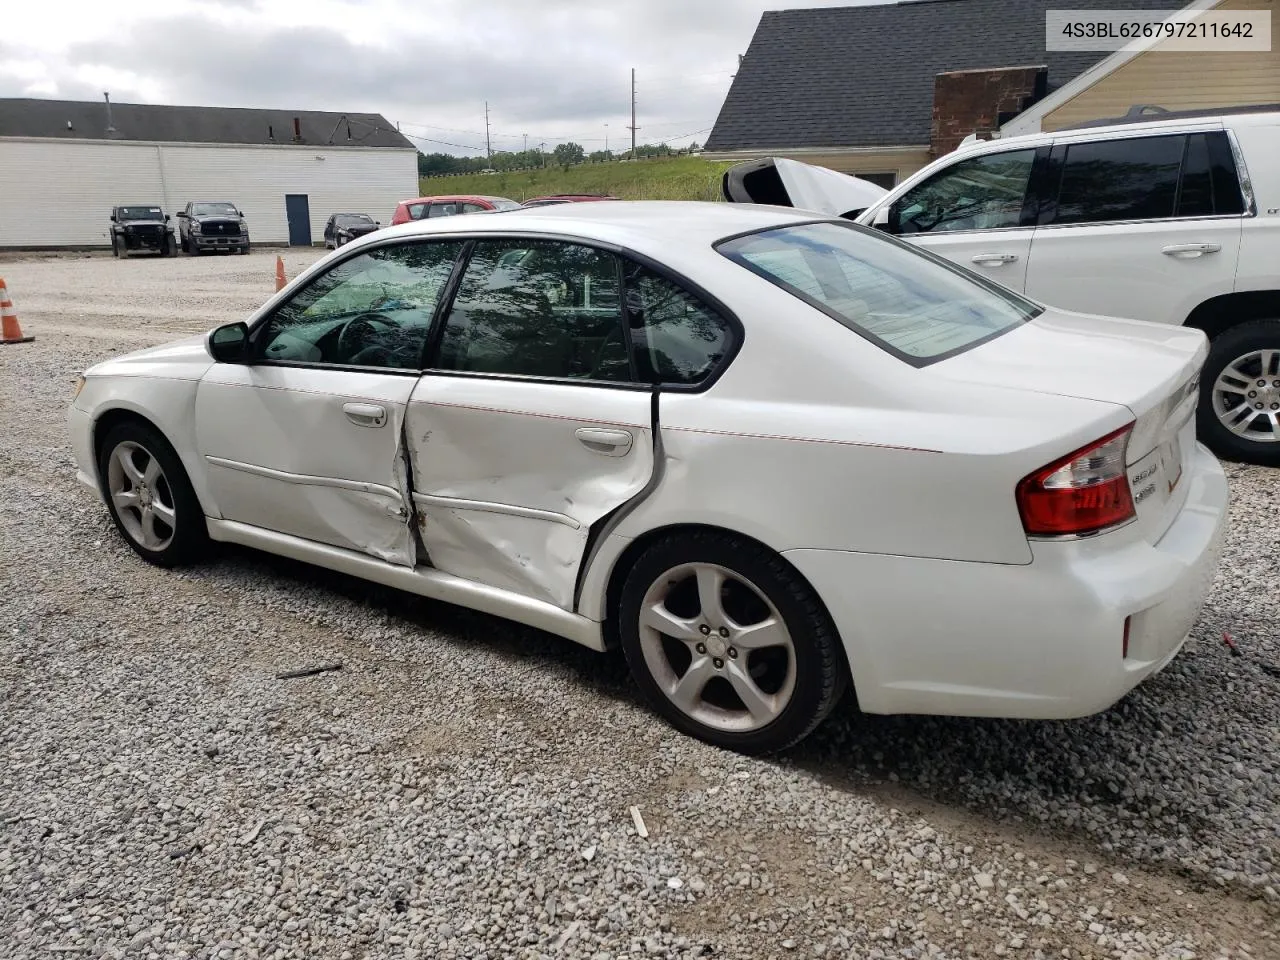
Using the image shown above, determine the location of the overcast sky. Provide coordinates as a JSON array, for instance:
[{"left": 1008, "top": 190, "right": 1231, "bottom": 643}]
[{"left": 1, "top": 0, "right": 877, "bottom": 155}]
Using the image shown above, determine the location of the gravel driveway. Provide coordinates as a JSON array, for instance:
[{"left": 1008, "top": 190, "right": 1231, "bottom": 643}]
[{"left": 1, "top": 250, "right": 1277, "bottom": 960}]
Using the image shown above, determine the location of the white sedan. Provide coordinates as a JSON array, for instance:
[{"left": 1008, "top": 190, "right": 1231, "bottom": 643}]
[{"left": 69, "top": 202, "right": 1228, "bottom": 753}]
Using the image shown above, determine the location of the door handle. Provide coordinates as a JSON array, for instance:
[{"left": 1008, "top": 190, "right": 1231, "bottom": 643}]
[
  {"left": 575, "top": 427, "right": 634, "bottom": 457},
  {"left": 971, "top": 253, "right": 1019, "bottom": 265},
  {"left": 1162, "top": 243, "right": 1221, "bottom": 259},
  {"left": 343, "top": 402, "right": 387, "bottom": 428}
]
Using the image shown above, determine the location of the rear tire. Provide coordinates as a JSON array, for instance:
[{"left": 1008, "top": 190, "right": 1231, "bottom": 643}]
[
  {"left": 617, "top": 530, "right": 847, "bottom": 754},
  {"left": 98, "top": 420, "right": 209, "bottom": 567},
  {"left": 1198, "top": 319, "right": 1280, "bottom": 466}
]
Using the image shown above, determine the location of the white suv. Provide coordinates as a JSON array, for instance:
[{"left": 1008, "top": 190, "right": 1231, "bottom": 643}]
[{"left": 727, "top": 107, "right": 1280, "bottom": 465}]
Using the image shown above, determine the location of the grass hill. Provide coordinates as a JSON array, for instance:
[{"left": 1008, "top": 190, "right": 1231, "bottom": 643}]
[{"left": 418, "top": 156, "right": 735, "bottom": 204}]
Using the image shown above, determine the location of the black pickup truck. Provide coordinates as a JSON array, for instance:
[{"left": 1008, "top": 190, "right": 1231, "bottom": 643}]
[
  {"left": 109, "top": 204, "right": 175, "bottom": 257},
  {"left": 177, "top": 201, "right": 250, "bottom": 255}
]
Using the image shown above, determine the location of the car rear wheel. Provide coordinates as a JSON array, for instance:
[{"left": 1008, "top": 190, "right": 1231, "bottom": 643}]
[
  {"left": 618, "top": 531, "right": 846, "bottom": 754},
  {"left": 98, "top": 421, "right": 209, "bottom": 567},
  {"left": 1199, "top": 319, "right": 1280, "bottom": 467}
]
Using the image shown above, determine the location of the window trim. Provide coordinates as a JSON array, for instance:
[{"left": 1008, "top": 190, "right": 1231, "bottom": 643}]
[
  {"left": 246, "top": 236, "right": 468, "bottom": 374},
  {"left": 886, "top": 145, "right": 1043, "bottom": 237},
  {"left": 714, "top": 219, "right": 1042, "bottom": 369},
  {"left": 416, "top": 231, "right": 744, "bottom": 393}
]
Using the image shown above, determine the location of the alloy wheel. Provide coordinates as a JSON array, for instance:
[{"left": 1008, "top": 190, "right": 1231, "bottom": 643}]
[
  {"left": 637, "top": 562, "right": 797, "bottom": 732},
  {"left": 1212, "top": 348, "right": 1280, "bottom": 443},
  {"left": 107, "top": 441, "right": 177, "bottom": 551}
]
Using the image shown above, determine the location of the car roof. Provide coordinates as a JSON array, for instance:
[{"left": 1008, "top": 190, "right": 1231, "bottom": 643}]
[
  {"left": 334, "top": 212, "right": 374, "bottom": 217},
  {"left": 399, "top": 195, "right": 513, "bottom": 205},
  {"left": 374, "top": 200, "right": 821, "bottom": 252}
]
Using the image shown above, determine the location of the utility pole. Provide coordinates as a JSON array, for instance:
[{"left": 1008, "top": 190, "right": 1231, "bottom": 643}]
[
  {"left": 523, "top": 133, "right": 528, "bottom": 153},
  {"left": 484, "top": 102, "right": 492, "bottom": 161},
  {"left": 604, "top": 123, "right": 609, "bottom": 153},
  {"left": 627, "top": 68, "right": 638, "bottom": 158}
]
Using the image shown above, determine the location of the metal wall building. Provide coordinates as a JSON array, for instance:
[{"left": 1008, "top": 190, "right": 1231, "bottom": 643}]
[{"left": 0, "top": 98, "right": 419, "bottom": 248}]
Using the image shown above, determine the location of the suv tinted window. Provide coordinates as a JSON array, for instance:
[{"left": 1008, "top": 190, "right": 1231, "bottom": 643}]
[
  {"left": 257, "top": 242, "right": 462, "bottom": 369},
  {"left": 1051, "top": 135, "right": 1183, "bottom": 224},
  {"left": 624, "top": 264, "right": 733, "bottom": 385},
  {"left": 891, "top": 149, "right": 1036, "bottom": 234},
  {"left": 434, "top": 240, "right": 631, "bottom": 381}
]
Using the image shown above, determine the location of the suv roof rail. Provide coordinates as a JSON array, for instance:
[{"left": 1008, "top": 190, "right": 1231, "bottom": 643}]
[{"left": 1061, "top": 102, "right": 1280, "bottom": 130}]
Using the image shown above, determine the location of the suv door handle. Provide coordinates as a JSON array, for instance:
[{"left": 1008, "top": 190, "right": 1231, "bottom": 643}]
[
  {"left": 971, "top": 253, "right": 1019, "bottom": 265},
  {"left": 575, "top": 427, "right": 634, "bottom": 456},
  {"left": 1162, "top": 243, "right": 1221, "bottom": 258},
  {"left": 343, "top": 402, "right": 387, "bottom": 428}
]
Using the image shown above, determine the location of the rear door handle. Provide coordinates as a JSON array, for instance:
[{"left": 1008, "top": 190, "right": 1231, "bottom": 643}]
[
  {"left": 343, "top": 402, "right": 387, "bottom": 428},
  {"left": 575, "top": 427, "right": 634, "bottom": 457},
  {"left": 971, "top": 253, "right": 1019, "bottom": 265},
  {"left": 1162, "top": 243, "right": 1221, "bottom": 258}
]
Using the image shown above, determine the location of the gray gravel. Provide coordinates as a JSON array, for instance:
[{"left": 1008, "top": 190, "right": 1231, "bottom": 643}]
[{"left": 1, "top": 251, "right": 1277, "bottom": 959}]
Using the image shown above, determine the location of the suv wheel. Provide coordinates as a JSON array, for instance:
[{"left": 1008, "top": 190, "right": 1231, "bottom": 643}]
[
  {"left": 1199, "top": 319, "right": 1280, "bottom": 466},
  {"left": 111, "top": 235, "right": 120, "bottom": 258}
]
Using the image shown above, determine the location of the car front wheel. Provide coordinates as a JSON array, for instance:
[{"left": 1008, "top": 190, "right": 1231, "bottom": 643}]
[
  {"left": 98, "top": 421, "right": 209, "bottom": 566},
  {"left": 1199, "top": 319, "right": 1280, "bottom": 466},
  {"left": 618, "top": 531, "right": 847, "bottom": 754}
]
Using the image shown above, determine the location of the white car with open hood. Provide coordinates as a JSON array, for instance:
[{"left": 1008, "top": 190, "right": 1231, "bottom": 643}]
[{"left": 69, "top": 201, "right": 1228, "bottom": 753}]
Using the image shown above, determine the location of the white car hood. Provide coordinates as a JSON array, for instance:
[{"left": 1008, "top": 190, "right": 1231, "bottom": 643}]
[
  {"left": 87, "top": 333, "right": 214, "bottom": 379},
  {"left": 936, "top": 308, "right": 1207, "bottom": 461},
  {"left": 721, "top": 157, "right": 888, "bottom": 218}
]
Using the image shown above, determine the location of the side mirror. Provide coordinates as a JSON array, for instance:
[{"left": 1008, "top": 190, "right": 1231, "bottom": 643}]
[
  {"left": 375, "top": 221, "right": 381, "bottom": 227},
  {"left": 209, "top": 322, "right": 250, "bottom": 364},
  {"left": 177, "top": 211, "right": 189, "bottom": 218},
  {"left": 164, "top": 214, "right": 171, "bottom": 222},
  {"left": 871, "top": 206, "right": 891, "bottom": 231},
  {"left": 110, "top": 214, "right": 117, "bottom": 222},
  {"left": 237, "top": 210, "right": 245, "bottom": 218}
]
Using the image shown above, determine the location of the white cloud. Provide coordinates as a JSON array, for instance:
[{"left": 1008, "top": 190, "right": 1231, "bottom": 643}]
[{"left": 2, "top": 0, "right": 878, "bottom": 153}]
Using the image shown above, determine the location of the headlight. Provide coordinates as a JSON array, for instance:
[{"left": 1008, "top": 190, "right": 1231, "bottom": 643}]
[
  {"left": 191, "top": 222, "right": 202, "bottom": 234},
  {"left": 73, "top": 375, "right": 86, "bottom": 400},
  {"left": 239, "top": 218, "right": 248, "bottom": 230}
]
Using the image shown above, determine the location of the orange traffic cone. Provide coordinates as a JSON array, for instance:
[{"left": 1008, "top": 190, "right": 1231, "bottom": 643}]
[
  {"left": 275, "top": 256, "right": 286, "bottom": 292},
  {"left": 0, "top": 278, "right": 34, "bottom": 344}
]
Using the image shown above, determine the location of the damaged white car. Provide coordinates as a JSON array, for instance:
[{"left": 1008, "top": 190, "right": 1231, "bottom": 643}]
[{"left": 70, "top": 201, "right": 1227, "bottom": 753}]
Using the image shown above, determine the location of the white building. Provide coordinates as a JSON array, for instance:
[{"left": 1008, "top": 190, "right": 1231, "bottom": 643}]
[{"left": 0, "top": 98, "right": 420, "bottom": 248}]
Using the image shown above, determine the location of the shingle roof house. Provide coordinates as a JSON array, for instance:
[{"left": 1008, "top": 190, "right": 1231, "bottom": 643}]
[
  {"left": 704, "top": 0, "right": 1187, "bottom": 185},
  {"left": 0, "top": 98, "right": 415, "bottom": 149}
]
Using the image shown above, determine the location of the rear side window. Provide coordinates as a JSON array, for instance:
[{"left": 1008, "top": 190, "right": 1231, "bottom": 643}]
[
  {"left": 461, "top": 202, "right": 487, "bottom": 213},
  {"left": 406, "top": 203, "right": 428, "bottom": 220},
  {"left": 1051, "top": 135, "right": 1183, "bottom": 224},
  {"left": 719, "top": 222, "right": 1038, "bottom": 365},
  {"left": 428, "top": 202, "right": 461, "bottom": 218},
  {"left": 624, "top": 264, "right": 732, "bottom": 385}
]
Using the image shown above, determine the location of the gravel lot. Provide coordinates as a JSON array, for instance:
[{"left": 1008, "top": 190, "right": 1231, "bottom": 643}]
[{"left": 1, "top": 250, "right": 1277, "bottom": 960}]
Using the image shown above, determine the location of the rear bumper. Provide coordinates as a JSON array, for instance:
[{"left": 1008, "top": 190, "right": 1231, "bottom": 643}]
[{"left": 784, "top": 442, "right": 1228, "bottom": 719}]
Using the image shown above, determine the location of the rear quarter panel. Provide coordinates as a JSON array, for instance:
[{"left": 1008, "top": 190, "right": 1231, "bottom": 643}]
[{"left": 1231, "top": 118, "right": 1280, "bottom": 293}]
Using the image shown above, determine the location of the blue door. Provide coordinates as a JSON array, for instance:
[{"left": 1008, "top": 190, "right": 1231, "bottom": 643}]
[{"left": 285, "top": 194, "right": 312, "bottom": 246}]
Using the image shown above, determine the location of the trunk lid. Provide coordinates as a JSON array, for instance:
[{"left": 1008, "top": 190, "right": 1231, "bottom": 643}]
[
  {"left": 721, "top": 157, "right": 888, "bottom": 219},
  {"left": 938, "top": 308, "right": 1207, "bottom": 543}
]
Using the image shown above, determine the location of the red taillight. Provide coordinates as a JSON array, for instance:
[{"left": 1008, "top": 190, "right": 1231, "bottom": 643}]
[{"left": 1017, "top": 425, "right": 1135, "bottom": 537}]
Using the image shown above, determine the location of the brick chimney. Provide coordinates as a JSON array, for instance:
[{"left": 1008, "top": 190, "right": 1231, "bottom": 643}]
[{"left": 930, "top": 66, "right": 1047, "bottom": 157}]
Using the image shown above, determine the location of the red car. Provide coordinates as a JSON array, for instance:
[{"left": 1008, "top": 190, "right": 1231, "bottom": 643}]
[
  {"left": 390, "top": 194, "right": 522, "bottom": 225},
  {"left": 521, "top": 194, "right": 619, "bottom": 207}
]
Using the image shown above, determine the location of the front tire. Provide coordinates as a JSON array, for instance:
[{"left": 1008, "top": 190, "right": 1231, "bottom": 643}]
[
  {"left": 98, "top": 421, "right": 209, "bottom": 567},
  {"left": 111, "top": 235, "right": 120, "bottom": 258},
  {"left": 617, "top": 531, "right": 847, "bottom": 754},
  {"left": 1198, "top": 319, "right": 1280, "bottom": 466}
]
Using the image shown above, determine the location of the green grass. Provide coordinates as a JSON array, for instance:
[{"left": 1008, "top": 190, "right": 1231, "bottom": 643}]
[{"left": 418, "top": 156, "right": 734, "bottom": 204}]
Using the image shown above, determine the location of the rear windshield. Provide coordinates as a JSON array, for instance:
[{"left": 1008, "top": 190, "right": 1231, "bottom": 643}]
[{"left": 717, "top": 221, "right": 1040, "bottom": 365}]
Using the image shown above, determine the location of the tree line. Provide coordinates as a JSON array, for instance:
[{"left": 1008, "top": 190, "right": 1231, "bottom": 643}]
[{"left": 418, "top": 141, "right": 702, "bottom": 177}]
